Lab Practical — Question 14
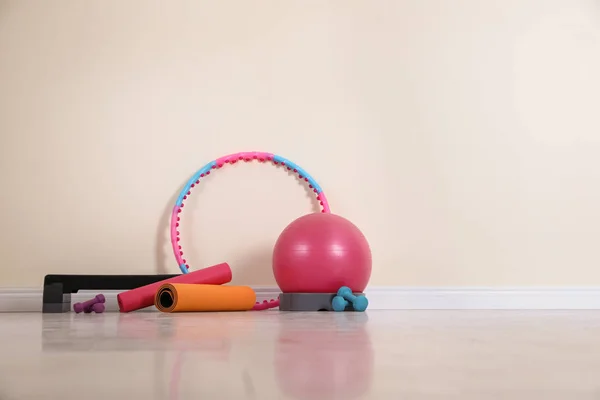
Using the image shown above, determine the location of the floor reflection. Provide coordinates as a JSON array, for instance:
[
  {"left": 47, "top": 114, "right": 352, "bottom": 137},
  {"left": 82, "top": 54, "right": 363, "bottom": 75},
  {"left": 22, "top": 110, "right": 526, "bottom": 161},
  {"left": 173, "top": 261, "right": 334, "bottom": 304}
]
[
  {"left": 5, "top": 310, "right": 600, "bottom": 399},
  {"left": 40, "top": 311, "right": 373, "bottom": 399},
  {"left": 275, "top": 313, "right": 374, "bottom": 399},
  {"left": 41, "top": 313, "right": 242, "bottom": 355}
]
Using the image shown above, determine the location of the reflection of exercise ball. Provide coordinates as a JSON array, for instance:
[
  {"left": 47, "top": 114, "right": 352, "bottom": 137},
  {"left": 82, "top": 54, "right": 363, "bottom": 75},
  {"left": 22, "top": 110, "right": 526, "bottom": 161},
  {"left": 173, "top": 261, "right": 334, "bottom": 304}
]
[
  {"left": 275, "top": 313, "right": 373, "bottom": 399},
  {"left": 273, "top": 213, "right": 372, "bottom": 293}
]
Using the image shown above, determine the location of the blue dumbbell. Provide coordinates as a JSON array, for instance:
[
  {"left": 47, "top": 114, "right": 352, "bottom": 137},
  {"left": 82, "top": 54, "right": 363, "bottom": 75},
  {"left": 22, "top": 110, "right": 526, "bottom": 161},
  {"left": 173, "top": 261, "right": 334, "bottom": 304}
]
[
  {"left": 332, "top": 286, "right": 368, "bottom": 312},
  {"left": 331, "top": 295, "right": 349, "bottom": 312}
]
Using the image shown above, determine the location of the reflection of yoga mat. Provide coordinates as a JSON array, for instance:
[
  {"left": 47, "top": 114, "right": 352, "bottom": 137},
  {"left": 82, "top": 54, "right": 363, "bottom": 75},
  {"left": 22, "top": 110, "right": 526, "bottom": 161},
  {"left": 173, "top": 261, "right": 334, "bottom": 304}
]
[
  {"left": 155, "top": 284, "right": 256, "bottom": 312},
  {"left": 117, "top": 263, "right": 232, "bottom": 312}
]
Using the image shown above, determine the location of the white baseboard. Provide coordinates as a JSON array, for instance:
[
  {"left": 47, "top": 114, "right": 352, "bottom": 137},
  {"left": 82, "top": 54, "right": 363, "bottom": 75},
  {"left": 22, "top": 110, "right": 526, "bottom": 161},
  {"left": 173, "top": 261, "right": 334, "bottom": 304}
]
[{"left": 2, "top": 287, "right": 600, "bottom": 312}]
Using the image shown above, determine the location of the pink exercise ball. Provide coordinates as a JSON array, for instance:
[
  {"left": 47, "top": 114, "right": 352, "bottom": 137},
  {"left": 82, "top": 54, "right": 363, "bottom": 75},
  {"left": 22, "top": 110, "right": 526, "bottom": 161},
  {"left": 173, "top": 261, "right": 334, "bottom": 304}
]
[{"left": 272, "top": 213, "right": 372, "bottom": 293}]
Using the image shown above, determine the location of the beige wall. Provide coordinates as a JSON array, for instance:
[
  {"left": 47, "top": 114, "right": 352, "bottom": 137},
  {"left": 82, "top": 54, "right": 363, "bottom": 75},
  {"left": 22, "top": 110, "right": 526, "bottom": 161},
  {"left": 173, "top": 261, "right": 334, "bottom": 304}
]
[{"left": 1, "top": 0, "right": 599, "bottom": 287}]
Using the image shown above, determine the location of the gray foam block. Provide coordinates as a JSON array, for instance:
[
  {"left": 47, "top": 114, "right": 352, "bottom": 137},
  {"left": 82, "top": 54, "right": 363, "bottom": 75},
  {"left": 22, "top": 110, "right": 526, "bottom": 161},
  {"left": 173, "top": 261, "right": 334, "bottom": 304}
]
[{"left": 279, "top": 292, "right": 365, "bottom": 311}]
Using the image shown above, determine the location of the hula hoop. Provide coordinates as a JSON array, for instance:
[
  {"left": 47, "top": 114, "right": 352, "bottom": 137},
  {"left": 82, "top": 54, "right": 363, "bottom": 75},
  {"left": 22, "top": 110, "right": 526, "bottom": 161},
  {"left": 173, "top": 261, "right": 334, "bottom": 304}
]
[{"left": 170, "top": 151, "right": 331, "bottom": 275}]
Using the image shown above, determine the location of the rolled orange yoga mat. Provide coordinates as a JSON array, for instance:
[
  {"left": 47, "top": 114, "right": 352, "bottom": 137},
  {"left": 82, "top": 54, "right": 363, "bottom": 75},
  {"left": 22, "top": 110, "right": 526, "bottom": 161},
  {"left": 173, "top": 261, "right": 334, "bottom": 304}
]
[{"left": 155, "top": 284, "right": 257, "bottom": 312}]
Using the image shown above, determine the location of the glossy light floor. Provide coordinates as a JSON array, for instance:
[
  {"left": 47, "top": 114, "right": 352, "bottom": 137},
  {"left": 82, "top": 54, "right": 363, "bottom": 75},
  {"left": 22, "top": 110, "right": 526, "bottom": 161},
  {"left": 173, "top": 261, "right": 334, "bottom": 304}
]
[{"left": 0, "top": 311, "right": 600, "bottom": 399}]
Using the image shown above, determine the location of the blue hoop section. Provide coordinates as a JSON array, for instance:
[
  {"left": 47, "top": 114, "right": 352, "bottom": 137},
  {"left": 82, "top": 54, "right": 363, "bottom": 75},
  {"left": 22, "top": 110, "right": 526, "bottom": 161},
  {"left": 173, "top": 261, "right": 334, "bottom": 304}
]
[
  {"left": 272, "top": 154, "right": 323, "bottom": 194},
  {"left": 179, "top": 263, "right": 187, "bottom": 274},
  {"left": 175, "top": 161, "right": 216, "bottom": 207}
]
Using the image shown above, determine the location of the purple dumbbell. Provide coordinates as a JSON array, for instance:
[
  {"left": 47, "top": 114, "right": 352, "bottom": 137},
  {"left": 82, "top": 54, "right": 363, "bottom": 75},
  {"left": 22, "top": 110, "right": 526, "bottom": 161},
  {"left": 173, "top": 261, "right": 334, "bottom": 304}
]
[
  {"left": 91, "top": 303, "right": 105, "bottom": 313},
  {"left": 83, "top": 303, "right": 105, "bottom": 313},
  {"left": 73, "top": 294, "right": 106, "bottom": 313}
]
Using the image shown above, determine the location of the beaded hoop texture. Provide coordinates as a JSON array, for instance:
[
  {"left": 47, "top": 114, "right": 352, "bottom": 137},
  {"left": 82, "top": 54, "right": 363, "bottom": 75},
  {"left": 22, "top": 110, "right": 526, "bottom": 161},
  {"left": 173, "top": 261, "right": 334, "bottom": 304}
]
[{"left": 170, "top": 151, "right": 331, "bottom": 275}]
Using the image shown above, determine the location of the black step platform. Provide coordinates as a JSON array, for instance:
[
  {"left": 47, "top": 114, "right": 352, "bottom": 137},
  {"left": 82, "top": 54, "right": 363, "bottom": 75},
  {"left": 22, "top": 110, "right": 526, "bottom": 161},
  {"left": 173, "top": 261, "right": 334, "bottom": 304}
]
[{"left": 43, "top": 274, "right": 178, "bottom": 313}]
